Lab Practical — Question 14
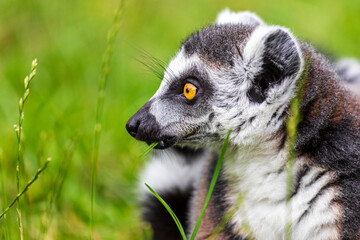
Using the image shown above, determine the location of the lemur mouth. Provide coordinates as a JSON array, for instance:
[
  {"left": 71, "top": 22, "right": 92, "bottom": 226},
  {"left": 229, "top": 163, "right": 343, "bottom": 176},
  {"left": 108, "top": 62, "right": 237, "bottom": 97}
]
[
  {"left": 153, "top": 135, "right": 178, "bottom": 149},
  {"left": 153, "top": 128, "right": 200, "bottom": 149}
]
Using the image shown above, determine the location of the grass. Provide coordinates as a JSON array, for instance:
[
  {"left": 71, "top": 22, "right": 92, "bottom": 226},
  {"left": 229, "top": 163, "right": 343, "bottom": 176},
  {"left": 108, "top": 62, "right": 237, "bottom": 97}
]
[
  {"left": 14, "top": 58, "right": 37, "bottom": 239},
  {"left": 145, "top": 183, "right": 187, "bottom": 240},
  {"left": 90, "top": 1, "right": 125, "bottom": 238},
  {"left": 284, "top": 56, "right": 312, "bottom": 240},
  {"left": 189, "top": 130, "right": 232, "bottom": 240},
  {"left": 0, "top": 59, "right": 52, "bottom": 240},
  {"left": 0, "top": 158, "right": 51, "bottom": 219},
  {"left": 0, "top": 0, "right": 359, "bottom": 239},
  {"left": 131, "top": 142, "right": 158, "bottom": 173}
]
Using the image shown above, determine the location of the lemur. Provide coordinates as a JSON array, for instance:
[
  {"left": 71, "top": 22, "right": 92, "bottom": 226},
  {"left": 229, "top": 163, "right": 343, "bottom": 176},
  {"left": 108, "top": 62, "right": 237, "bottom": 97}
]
[{"left": 126, "top": 9, "right": 360, "bottom": 240}]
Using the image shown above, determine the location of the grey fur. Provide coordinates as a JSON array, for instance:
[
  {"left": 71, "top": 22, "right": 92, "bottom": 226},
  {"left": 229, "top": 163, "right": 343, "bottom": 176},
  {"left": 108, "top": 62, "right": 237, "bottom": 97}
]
[{"left": 183, "top": 24, "right": 255, "bottom": 67}]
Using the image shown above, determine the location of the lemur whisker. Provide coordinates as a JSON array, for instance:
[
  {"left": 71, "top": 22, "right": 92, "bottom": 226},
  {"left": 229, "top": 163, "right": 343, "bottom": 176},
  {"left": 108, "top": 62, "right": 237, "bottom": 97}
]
[
  {"left": 135, "top": 49, "right": 176, "bottom": 85},
  {"left": 133, "top": 48, "right": 164, "bottom": 80},
  {"left": 142, "top": 51, "right": 178, "bottom": 82},
  {"left": 135, "top": 57, "right": 164, "bottom": 80}
]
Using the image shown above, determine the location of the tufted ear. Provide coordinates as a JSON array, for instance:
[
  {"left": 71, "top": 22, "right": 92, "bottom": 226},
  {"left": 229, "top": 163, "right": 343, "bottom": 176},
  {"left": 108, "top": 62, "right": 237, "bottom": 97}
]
[
  {"left": 243, "top": 26, "right": 303, "bottom": 103},
  {"left": 216, "top": 9, "right": 264, "bottom": 26}
]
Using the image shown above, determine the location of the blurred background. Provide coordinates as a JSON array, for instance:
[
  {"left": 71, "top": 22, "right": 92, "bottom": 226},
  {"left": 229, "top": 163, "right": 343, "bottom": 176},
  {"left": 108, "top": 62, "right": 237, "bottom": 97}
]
[{"left": 0, "top": 0, "right": 359, "bottom": 239}]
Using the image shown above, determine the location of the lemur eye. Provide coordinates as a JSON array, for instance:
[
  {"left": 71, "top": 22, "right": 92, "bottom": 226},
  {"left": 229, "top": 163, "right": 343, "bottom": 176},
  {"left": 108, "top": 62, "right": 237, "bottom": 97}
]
[{"left": 183, "top": 83, "right": 197, "bottom": 101}]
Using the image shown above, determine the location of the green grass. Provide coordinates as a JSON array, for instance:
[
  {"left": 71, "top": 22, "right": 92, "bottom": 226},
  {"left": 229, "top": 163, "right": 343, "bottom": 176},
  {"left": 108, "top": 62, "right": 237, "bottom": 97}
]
[
  {"left": 0, "top": 0, "right": 360, "bottom": 239},
  {"left": 189, "top": 130, "right": 232, "bottom": 240},
  {"left": 131, "top": 142, "right": 158, "bottom": 173},
  {"left": 90, "top": 1, "right": 124, "bottom": 238},
  {"left": 14, "top": 58, "right": 38, "bottom": 240},
  {"left": 145, "top": 183, "right": 187, "bottom": 240},
  {"left": 284, "top": 55, "right": 312, "bottom": 240},
  {"left": 0, "top": 158, "right": 51, "bottom": 220}
]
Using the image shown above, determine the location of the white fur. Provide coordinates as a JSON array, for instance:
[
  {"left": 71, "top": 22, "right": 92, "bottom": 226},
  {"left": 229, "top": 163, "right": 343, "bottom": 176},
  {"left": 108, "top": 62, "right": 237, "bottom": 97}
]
[
  {"left": 225, "top": 144, "right": 340, "bottom": 240},
  {"left": 216, "top": 8, "right": 264, "bottom": 26},
  {"left": 336, "top": 58, "right": 360, "bottom": 85},
  {"left": 140, "top": 148, "right": 208, "bottom": 194}
]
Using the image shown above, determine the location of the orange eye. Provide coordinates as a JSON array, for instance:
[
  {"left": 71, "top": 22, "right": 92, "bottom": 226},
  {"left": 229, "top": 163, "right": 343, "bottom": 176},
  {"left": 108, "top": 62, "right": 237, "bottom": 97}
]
[{"left": 183, "top": 83, "right": 197, "bottom": 101}]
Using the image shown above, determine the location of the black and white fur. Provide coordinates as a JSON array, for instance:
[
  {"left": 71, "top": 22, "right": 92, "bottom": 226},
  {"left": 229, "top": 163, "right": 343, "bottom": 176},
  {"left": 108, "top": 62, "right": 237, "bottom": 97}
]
[{"left": 127, "top": 9, "right": 360, "bottom": 240}]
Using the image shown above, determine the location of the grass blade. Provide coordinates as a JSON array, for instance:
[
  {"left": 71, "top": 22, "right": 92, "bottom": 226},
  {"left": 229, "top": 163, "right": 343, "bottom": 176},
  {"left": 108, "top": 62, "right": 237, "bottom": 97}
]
[
  {"left": 284, "top": 58, "right": 311, "bottom": 240},
  {"left": 131, "top": 142, "right": 158, "bottom": 172},
  {"left": 189, "top": 129, "right": 232, "bottom": 240},
  {"left": 145, "top": 183, "right": 187, "bottom": 240}
]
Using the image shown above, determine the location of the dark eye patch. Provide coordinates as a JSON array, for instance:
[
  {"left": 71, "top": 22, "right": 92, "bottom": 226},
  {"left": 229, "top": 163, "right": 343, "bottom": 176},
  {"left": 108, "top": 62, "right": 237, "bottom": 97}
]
[
  {"left": 162, "top": 65, "right": 214, "bottom": 107},
  {"left": 166, "top": 65, "right": 211, "bottom": 95}
]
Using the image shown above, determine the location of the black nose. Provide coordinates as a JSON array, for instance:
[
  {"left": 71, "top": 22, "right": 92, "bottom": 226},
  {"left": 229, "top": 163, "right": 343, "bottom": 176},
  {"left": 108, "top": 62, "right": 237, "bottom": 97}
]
[{"left": 126, "top": 117, "right": 139, "bottom": 138}]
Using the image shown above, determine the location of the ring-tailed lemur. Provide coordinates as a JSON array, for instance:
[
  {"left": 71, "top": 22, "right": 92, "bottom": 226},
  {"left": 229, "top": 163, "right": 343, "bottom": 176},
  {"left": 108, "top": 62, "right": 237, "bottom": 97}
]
[{"left": 126, "top": 9, "right": 360, "bottom": 240}]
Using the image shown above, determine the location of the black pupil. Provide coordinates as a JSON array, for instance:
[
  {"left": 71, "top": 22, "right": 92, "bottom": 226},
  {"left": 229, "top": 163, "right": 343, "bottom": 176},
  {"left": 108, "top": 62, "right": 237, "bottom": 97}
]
[{"left": 186, "top": 88, "right": 190, "bottom": 93}]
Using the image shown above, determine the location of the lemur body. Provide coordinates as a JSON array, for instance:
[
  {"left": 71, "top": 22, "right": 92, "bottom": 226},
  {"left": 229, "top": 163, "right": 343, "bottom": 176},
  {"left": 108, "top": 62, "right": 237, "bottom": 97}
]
[{"left": 127, "top": 10, "right": 360, "bottom": 240}]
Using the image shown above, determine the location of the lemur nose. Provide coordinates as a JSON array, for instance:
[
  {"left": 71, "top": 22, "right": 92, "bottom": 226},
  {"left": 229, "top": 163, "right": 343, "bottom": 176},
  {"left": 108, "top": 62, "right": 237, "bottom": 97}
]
[
  {"left": 126, "top": 118, "right": 139, "bottom": 138},
  {"left": 126, "top": 100, "right": 178, "bottom": 149}
]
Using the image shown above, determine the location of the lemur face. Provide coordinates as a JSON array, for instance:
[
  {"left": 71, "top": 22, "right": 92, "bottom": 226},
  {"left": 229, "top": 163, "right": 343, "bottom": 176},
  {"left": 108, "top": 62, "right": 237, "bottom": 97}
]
[{"left": 127, "top": 9, "right": 303, "bottom": 149}]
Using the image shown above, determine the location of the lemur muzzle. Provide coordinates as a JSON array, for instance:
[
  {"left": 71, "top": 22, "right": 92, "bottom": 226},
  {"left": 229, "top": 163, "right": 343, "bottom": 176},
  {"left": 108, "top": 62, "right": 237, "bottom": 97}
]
[{"left": 126, "top": 101, "right": 177, "bottom": 149}]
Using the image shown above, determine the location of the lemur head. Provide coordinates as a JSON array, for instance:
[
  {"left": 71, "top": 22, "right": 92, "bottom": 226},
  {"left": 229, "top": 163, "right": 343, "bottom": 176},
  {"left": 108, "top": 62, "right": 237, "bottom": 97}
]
[{"left": 127, "top": 9, "right": 304, "bottom": 149}]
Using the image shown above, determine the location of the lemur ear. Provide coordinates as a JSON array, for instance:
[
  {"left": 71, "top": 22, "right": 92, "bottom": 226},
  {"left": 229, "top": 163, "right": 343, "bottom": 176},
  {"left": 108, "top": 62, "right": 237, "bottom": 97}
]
[
  {"left": 243, "top": 26, "right": 303, "bottom": 103},
  {"left": 216, "top": 9, "right": 264, "bottom": 26}
]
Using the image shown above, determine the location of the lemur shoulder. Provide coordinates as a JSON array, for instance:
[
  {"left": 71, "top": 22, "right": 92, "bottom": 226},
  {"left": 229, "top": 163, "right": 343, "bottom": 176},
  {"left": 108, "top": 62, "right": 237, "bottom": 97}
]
[{"left": 126, "top": 9, "right": 360, "bottom": 240}]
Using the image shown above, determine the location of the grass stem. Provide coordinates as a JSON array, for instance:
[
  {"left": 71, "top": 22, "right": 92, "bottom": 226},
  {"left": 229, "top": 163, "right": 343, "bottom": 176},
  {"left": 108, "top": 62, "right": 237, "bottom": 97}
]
[
  {"left": 14, "top": 58, "right": 37, "bottom": 239},
  {"left": 131, "top": 142, "right": 158, "bottom": 173},
  {"left": 0, "top": 158, "right": 51, "bottom": 219},
  {"left": 90, "top": 1, "right": 125, "bottom": 238}
]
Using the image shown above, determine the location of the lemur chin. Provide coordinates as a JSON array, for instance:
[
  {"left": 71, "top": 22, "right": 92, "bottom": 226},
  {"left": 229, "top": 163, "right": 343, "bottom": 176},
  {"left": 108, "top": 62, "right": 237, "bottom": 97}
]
[{"left": 126, "top": 9, "right": 360, "bottom": 240}]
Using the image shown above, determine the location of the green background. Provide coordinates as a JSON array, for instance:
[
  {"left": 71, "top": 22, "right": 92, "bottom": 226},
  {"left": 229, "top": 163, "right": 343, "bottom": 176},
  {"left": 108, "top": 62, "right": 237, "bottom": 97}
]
[{"left": 0, "top": 0, "right": 359, "bottom": 239}]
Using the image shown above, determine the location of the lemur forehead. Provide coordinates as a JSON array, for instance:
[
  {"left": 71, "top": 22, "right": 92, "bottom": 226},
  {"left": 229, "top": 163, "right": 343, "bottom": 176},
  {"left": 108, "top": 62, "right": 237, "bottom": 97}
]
[{"left": 182, "top": 24, "right": 256, "bottom": 67}]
